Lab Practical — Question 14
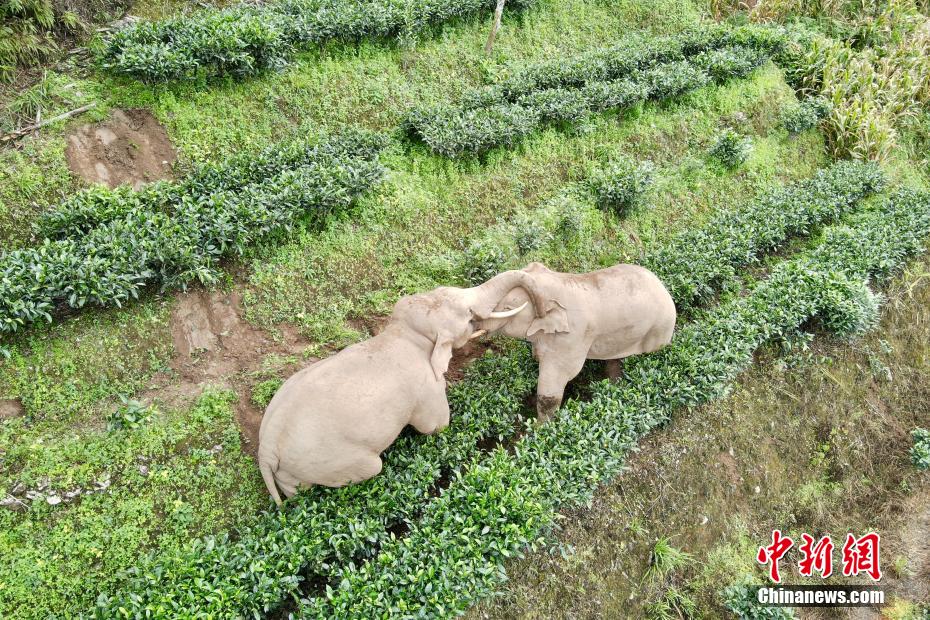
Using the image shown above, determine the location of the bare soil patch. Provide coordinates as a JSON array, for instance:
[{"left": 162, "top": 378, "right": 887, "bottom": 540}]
[
  {"left": 64, "top": 108, "right": 175, "bottom": 189},
  {"left": 0, "top": 397, "right": 25, "bottom": 420}
]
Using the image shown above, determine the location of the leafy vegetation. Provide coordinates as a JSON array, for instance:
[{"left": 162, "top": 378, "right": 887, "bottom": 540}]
[
  {"left": 781, "top": 96, "right": 831, "bottom": 134},
  {"left": 585, "top": 155, "right": 656, "bottom": 216},
  {"left": 90, "top": 162, "right": 891, "bottom": 617},
  {"left": 709, "top": 128, "right": 753, "bottom": 168},
  {"left": 912, "top": 428, "right": 930, "bottom": 470},
  {"left": 405, "top": 25, "right": 784, "bottom": 156},
  {"left": 300, "top": 188, "right": 930, "bottom": 618},
  {"left": 643, "top": 160, "right": 885, "bottom": 312},
  {"left": 775, "top": 4, "right": 930, "bottom": 161},
  {"left": 0, "top": 0, "right": 84, "bottom": 81},
  {"left": 95, "top": 0, "right": 538, "bottom": 82},
  {"left": 722, "top": 577, "right": 795, "bottom": 619},
  {"left": 0, "top": 130, "right": 385, "bottom": 349}
]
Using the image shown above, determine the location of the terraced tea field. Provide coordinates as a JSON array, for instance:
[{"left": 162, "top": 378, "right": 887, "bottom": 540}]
[{"left": 1, "top": 0, "right": 928, "bottom": 617}]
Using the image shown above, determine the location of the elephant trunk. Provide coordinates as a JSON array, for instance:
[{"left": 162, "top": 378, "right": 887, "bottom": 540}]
[{"left": 472, "top": 270, "right": 546, "bottom": 319}]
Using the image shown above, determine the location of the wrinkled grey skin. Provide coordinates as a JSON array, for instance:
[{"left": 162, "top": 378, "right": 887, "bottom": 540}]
[
  {"left": 258, "top": 270, "right": 545, "bottom": 506},
  {"left": 478, "top": 262, "right": 676, "bottom": 422}
]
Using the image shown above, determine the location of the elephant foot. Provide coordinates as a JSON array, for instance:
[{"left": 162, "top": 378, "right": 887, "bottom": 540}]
[
  {"left": 605, "top": 359, "right": 624, "bottom": 381},
  {"left": 536, "top": 395, "right": 561, "bottom": 423}
]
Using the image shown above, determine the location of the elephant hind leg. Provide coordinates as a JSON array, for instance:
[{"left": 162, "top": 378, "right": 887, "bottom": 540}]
[{"left": 605, "top": 359, "right": 624, "bottom": 381}]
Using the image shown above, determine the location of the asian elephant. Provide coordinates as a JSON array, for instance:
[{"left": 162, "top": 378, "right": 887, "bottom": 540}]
[
  {"left": 257, "top": 270, "right": 546, "bottom": 506},
  {"left": 477, "top": 262, "right": 676, "bottom": 422}
]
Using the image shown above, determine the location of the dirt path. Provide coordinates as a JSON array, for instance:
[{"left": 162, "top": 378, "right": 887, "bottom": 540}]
[{"left": 65, "top": 108, "right": 176, "bottom": 189}]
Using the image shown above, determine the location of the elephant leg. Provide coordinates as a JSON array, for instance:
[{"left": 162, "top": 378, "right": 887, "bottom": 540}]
[
  {"left": 410, "top": 389, "right": 450, "bottom": 435},
  {"left": 605, "top": 358, "right": 624, "bottom": 381},
  {"left": 346, "top": 452, "right": 383, "bottom": 485},
  {"left": 536, "top": 348, "right": 587, "bottom": 423}
]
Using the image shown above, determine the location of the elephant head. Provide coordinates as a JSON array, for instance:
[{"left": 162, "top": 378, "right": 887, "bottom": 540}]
[
  {"left": 390, "top": 270, "right": 547, "bottom": 381},
  {"left": 476, "top": 262, "right": 571, "bottom": 339}
]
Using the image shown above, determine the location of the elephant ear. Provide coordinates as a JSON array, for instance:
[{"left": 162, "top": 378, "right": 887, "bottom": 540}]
[
  {"left": 430, "top": 332, "right": 454, "bottom": 382},
  {"left": 526, "top": 300, "right": 569, "bottom": 337}
]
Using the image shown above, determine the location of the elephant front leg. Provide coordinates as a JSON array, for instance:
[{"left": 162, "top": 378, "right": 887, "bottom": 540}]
[
  {"left": 410, "top": 390, "right": 450, "bottom": 435},
  {"left": 536, "top": 351, "right": 586, "bottom": 423}
]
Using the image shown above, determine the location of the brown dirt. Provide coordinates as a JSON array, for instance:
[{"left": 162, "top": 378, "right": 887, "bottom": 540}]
[
  {"left": 141, "top": 288, "right": 310, "bottom": 456},
  {"left": 0, "top": 397, "right": 25, "bottom": 420},
  {"left": 64, "top": 108, "right": 176, "bottom": 189}
]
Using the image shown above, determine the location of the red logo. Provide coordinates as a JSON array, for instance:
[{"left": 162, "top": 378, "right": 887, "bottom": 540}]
[
  {"left": 842, "top": 533, "right": 882, "bottom": 581},
  {"left": 757, "top": 531, "right": 882, "bottom": 583}
]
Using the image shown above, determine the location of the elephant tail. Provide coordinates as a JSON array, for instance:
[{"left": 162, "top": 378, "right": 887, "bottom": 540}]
[{"left": 259, "top": 454, "right": 283, "bottom": 508}]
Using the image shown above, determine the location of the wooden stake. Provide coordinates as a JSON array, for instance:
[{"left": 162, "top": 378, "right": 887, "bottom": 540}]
[
  {"left": 484, "top": 0, "right": 507, "bottom": 55},
  {"left": 1, "top": 102, "right": 96, "bottom": 144}
]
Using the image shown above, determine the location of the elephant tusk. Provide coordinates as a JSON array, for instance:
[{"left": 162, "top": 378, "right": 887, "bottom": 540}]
[
  {"left": 486, "top": 301, "right": 528, "bottom": 319},
  {"left": 469, "top": 329, "right": 488, "bottom": 340}
]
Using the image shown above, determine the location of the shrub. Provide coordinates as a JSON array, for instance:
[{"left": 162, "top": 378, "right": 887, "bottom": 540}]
[
  {"left": 912, "top": 428, "right": 930, "bottom": 470},
  {"left": 96, "top": 0, "right": 539, "bottom": 82},
  {"left": 644, "top": 161, "right": 885, "bottom": 312},
  {"left": 512, "top": 216, "right": 549, "bottom": 255},
  {"left": 782, "top": 97, "right": 831, "bottom": 134},
  {"left": 407, "top": 26, "right": 783, "bottom": 156},
  {"left": 817, "top": 276, "right": 883, "bottom": 338},
  {"left": 586, "top": 156, "right": 656, "bottom": 216},
  {"left": 94, "top": 168, "right": 911, "bottom": 619},
  {"left": 709, "top": 128, "right": 753, "bottom": 168},
  {"left": 0, "top": 130, "right": 386, "bottom": 341},
  {"left": 722, "top": 577, "right": 796, "bottom": 619},
  {"left": 461, "top": 238, "right": 510, "bottom": 286},
  {"left": 251, "top": 378, "right": 284, "bottom": 409}
]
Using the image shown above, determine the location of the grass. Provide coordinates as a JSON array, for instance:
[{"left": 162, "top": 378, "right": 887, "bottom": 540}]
[
  {"left": 1, "top": 0, "right": 928, "bottom": 617},
  {"left": 470, "top": 255, "right": 930, "bottom": 618}
]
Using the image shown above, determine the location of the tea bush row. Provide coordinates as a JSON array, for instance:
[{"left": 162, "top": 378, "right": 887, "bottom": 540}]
[
  {"left": 0, "top": 131, "right": 385, "bottom": 341},
  {"left": 93, "top": 344, "right": 540, "bottom": 617},
  {"left": 93, "top": 164, "right": 884, "bottom": 617},
  {"left": 36, "top": 131, "right": 384, "bottom": 240},
  {"left": 643, "top": 160, "right": 885, "bottom": 312},
  {"left": 405, "top": 26, "right": 784, "bottom": 156},
  {"left": 301, "top": 188, "right": 930, "bottom": 618},
  {"left": 96, "top": 0, "right": 536, "bottom": 82}
]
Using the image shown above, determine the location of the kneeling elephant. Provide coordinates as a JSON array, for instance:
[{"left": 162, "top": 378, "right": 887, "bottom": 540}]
[{"left": 257, "top": 270, "right": 545, "bottom": 506}]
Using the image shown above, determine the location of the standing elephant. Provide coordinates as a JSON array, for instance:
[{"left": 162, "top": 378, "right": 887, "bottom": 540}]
[
  {"left": 477, "top": 262, "right": 676, "bottom": 422},
  {"left": 257, "top": 270, "right": 545, "bottom": 506}
]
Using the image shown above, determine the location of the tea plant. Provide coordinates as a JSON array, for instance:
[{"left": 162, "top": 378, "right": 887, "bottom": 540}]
[
  {"left": 644, "top": 160, "right": 885, "bottom": 312},
  {"left": 407, "top": 26, "right": 784, "bottom": 156},
  {"left": 586, "top": 156, "right": 656, "bottom": 216},
  {"left": 781, "top": 97, "right": 831, "bottom": 134},
  {"left": 0, "top": 130, "right": 385, "bottom": 344},
  {"left": 300, "top": 188, "right": 930, "bottom": 617},
  {"left": 94, "top": 165, "right": 894, "bottom": 618},
  {"left": 912, "top": 428, "right": 930, "bottom": 470},
  {"left": 96, "top": 0, "right": 538, "bottom": 82},
  {"left": 709, "top": 128, "right": 753, "bottom": 168}
]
